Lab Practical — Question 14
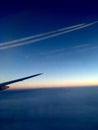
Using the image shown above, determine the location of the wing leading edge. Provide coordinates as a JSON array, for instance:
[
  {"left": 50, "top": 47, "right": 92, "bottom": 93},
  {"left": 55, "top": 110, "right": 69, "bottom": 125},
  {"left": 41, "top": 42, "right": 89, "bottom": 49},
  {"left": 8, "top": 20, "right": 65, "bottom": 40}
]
[{"left": 0, "top": 73, "right": 43, "bottom": 91}]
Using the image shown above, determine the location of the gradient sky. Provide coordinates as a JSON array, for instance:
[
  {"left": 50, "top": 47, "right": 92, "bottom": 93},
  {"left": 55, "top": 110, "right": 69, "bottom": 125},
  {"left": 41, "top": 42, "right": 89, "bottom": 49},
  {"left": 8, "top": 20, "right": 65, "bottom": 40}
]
[{"left": 0, "top": 0, "right": 98, "bottom": 89}]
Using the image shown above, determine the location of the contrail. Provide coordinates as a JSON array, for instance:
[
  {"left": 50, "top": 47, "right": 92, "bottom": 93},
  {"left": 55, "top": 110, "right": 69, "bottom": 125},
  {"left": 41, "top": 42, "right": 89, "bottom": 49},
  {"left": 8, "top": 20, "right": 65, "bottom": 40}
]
[
  {"left": 0, "top": 21, "right": 97, "bottom": 50},
  {"left": 0, "top": 25, "right": 86, "bottom": 49},
  {"left": 0, "top": 23, "right": 84, "bottom": 47}
]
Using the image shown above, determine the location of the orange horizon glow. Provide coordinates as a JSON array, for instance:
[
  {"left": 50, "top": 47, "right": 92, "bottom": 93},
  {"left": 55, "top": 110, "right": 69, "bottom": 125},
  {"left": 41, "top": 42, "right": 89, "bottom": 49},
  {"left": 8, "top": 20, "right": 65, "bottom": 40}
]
[
  {"left": 9, "top": 80, "right": 98, "bottom": 90},
  {"left": 7, "top": 75, "right": 98, "bottom": 90}
]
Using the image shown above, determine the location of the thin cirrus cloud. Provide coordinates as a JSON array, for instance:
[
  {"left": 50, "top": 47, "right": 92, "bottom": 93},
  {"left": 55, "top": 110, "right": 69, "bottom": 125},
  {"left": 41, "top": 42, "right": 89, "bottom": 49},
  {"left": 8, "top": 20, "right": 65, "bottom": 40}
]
[
  {"left": 73, "top": 44, "right": 90, "bottom": 49},
  {"left": 0, "top": 21, "right": 98, "bottom": 50},
  {"left": 39, "top": 43, "right": 98, "bottom": 57}
]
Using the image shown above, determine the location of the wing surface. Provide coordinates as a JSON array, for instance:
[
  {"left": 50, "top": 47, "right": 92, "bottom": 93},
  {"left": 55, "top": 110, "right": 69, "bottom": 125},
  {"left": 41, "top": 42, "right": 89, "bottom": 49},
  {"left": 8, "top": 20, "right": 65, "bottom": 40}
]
[{"left": 0, "top": 73, "right": 43, "bottom": 90}]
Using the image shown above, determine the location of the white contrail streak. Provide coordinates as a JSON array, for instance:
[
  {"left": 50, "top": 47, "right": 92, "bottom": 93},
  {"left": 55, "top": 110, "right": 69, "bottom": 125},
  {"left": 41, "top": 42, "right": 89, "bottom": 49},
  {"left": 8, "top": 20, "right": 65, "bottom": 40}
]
[
  {"left": 0, "top": 23, "right": 84, "bottom": 47},
  {"left": 0, "top": 21, "right": 97, "bottom": 50}
]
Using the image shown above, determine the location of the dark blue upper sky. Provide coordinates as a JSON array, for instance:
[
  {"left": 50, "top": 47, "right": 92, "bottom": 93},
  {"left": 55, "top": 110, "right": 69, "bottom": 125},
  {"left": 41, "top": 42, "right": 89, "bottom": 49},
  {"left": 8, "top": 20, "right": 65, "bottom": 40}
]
[{"left": 0, "top": 0, "right": 98, "bottom": 88}]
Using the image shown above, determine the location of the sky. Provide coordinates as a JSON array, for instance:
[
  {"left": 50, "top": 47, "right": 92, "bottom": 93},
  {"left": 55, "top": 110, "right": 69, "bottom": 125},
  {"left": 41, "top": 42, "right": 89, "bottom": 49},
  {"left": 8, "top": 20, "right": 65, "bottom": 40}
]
[{"left": 0, "top": 0, "right": 98, "bottom": 89}]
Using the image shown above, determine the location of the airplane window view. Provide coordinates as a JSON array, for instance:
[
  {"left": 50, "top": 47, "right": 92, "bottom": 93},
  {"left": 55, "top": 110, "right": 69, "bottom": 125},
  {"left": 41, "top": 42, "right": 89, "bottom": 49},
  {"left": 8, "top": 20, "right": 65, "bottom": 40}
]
[{"left": 0, "top": 0, "right": 98, "bottom": 130}]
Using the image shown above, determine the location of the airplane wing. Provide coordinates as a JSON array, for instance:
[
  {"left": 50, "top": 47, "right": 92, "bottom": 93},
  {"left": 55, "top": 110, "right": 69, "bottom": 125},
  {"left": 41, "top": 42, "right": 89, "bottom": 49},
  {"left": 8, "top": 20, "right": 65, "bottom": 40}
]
[{"left": 0, "top": 73, "right": 43, "bottom": 91}]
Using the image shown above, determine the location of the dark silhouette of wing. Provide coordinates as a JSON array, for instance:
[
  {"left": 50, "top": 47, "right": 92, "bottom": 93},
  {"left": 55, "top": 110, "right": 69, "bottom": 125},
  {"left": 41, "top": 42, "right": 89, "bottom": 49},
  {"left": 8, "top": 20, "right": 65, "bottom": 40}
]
[{"left": 0, "top": 73, "right": 43, "bottom": 90}]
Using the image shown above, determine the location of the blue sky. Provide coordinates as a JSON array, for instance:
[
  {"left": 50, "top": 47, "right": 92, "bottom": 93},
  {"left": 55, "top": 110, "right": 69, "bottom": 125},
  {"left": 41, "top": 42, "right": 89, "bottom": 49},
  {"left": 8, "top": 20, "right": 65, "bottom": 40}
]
[{"left": 0, "top": 0, "right": 98, "bottom": 89}]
